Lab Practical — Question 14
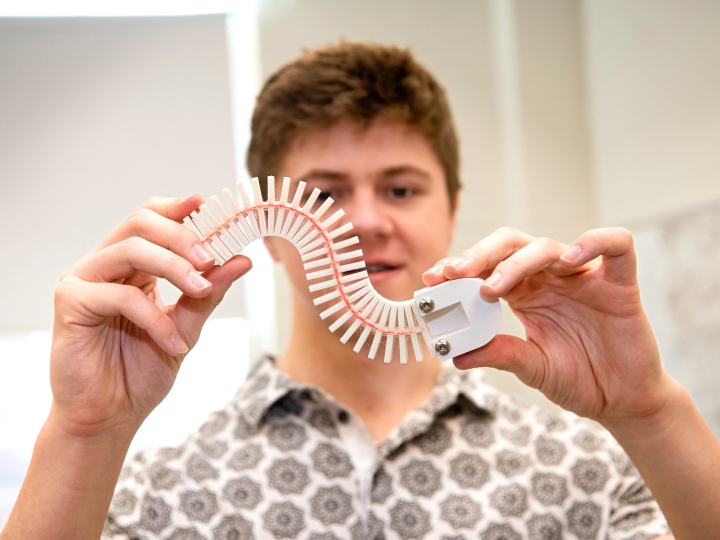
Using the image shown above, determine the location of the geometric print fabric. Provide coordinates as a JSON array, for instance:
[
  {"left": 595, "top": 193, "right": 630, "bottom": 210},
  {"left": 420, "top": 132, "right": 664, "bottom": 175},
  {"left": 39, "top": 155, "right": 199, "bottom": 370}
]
[{"left": 104, "top": 355, "right": 670, "bottom": 540}]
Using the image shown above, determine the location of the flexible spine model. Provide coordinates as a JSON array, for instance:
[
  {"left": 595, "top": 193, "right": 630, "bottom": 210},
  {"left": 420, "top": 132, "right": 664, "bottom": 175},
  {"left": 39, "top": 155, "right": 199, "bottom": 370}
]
[{"left": 184, "top": 176, "right": 502, "bottom": 363}]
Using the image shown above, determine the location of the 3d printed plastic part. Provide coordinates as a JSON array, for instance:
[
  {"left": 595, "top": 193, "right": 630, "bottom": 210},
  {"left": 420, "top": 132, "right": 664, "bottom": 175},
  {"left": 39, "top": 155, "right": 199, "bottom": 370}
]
[{"left": 184, "top": 176, "right": 502, "bottom": 363}]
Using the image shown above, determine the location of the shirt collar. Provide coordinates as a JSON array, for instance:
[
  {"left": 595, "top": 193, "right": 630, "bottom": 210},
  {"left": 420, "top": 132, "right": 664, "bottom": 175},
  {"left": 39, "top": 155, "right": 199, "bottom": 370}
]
[
  {"left": 233, "top": 354, "right": 500, "bottom": 429},
  {"left": 232, "top": 355, "right": 306, "bottom": 427},
  {"left": 377, "top": 360, "right": 501, "bottom": 458}
]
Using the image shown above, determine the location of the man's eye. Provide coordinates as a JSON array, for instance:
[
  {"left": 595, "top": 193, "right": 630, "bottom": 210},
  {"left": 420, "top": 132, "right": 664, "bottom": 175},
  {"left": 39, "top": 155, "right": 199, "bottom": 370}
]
[
  {"left": 317, "top": 190, "right": 333, "bottom": 201},
  {"left": 392, "top": 186, "right": 410, "bottom": 198}
]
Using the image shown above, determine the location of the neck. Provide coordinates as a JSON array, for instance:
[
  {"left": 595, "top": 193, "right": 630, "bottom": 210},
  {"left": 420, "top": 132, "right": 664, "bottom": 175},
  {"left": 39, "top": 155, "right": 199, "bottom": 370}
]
[{"left": 277, "top": 295, "right": 441, "bottom": 442}]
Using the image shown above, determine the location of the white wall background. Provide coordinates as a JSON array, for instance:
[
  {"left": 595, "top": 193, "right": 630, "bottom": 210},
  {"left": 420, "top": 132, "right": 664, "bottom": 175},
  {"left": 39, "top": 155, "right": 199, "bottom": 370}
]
[
  {"left": 583, "top": 0, "right": 720, "bottom": 226},
  {"left": 0, "top": 13, "right": 262, "bottom": 526}
]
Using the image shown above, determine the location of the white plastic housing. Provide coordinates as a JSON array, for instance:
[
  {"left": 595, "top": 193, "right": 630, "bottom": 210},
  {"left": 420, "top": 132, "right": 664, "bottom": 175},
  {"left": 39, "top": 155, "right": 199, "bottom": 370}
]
[{"left": 413, "top": 277, "right": 502, "bottom": 360}]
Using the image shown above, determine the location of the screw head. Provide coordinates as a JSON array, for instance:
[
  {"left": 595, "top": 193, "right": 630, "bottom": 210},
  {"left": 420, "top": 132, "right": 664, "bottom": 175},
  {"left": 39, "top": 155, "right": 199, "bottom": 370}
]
[
  {"left": 418, "top": 297, "right": 435, "bottom": 313},
  {"left": 435, "top": 339, "right": 451, "bottom": 356}
]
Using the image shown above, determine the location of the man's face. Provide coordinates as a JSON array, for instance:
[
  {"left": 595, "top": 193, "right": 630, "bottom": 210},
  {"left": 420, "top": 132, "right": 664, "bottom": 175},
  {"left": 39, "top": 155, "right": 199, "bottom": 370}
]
[{"left": 265, "top": 118, "right": 457, "bottom": 312}]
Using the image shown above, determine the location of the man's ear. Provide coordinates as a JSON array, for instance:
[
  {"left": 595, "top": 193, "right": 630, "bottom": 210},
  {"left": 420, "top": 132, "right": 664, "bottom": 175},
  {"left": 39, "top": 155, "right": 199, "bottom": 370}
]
[{"left": 263, "top": 237, "right": 282, "bottom": 263}]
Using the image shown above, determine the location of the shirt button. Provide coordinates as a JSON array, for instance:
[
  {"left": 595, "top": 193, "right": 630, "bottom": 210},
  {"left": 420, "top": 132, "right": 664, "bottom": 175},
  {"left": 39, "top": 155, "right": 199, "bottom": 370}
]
[{"left": 337, "top": 410, "right": 350, "bottom": 424}]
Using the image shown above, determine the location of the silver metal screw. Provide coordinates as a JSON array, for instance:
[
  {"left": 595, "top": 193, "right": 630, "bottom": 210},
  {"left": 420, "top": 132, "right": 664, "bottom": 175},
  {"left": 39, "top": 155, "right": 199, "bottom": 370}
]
[
  {"left": 418, "top": 297, "right": 435, "bottom": 313},
  {"left": 435, "top": 339, "right": 451, "bottom": 356}
]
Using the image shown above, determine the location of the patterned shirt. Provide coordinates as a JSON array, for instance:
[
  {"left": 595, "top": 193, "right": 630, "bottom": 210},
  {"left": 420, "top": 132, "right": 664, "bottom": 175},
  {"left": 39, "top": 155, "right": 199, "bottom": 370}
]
[{"left": 104, "top": 355, "right": 670, "bottom": 540}]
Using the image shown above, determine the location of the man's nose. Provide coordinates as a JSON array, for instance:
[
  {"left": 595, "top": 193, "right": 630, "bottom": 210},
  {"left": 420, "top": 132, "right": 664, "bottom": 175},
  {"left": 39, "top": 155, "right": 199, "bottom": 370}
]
[{"left": 341, "top": 189, "right": 394, "bottom": 241}]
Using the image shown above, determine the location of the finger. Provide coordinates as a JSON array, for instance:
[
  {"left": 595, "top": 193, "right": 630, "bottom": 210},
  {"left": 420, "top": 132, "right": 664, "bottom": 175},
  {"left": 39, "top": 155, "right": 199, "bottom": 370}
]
[
  {"left": 560, "top": 227, "right": 637, "bottom": 285},
  {"left": 422, "top": 257, "right": 455, "bottom": 286},
  {"left": 441, "top": 227, "right": 536, "bottom": 282},
  {"left": 75, "top": 237, "right": 212, "bottom": 298},
  {"left": 87, "top": 196, "right": 215, "bottom": 270},
  {"left": 453, "top": 334, "right": 544, "bottom": 391},
  {"left": 170, "top": 255, "right": 253, "bottom": 348},
  {"left": 479, "top": 237, "right": 570, "bottom": 298},
  {"left": 57, "top": 279, "right": 188, "bottom": 355},
  {"left": 143, "top": 194, "right": 204, "bottom": 222}
]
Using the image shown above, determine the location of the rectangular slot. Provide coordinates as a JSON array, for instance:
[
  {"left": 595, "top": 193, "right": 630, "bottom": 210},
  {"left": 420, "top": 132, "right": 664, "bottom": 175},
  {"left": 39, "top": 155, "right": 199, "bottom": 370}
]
[{"left": 423, "top": 302, "right": 470, "bottom": 339}]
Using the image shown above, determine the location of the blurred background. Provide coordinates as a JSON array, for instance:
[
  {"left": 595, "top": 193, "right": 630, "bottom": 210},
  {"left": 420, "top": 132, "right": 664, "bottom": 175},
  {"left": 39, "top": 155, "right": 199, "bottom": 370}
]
[{"left": 1, "top": 0, "right": 719, "bottom": 526}]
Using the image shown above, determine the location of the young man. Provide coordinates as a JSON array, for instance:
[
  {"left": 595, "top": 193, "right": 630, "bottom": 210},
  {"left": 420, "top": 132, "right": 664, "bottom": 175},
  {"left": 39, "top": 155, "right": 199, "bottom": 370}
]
[{"left": 3, "top": 43, "right": 720, "bottom": 540}]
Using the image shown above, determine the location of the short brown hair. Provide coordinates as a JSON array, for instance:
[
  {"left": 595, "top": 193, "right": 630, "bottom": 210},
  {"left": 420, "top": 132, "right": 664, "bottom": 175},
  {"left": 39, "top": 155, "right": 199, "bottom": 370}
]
[{"left": 246, "top": 42, "right": 461, "bottom": 208}]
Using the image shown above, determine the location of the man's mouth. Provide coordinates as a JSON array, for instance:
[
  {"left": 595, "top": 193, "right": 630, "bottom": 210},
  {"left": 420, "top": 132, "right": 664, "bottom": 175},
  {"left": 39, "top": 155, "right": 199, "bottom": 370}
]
[
  {"left": 341, "top": 263, "right": 400, "bottom": 277},
  {"left": 365, "top": 264, "right": 398, "bottom": 274}
]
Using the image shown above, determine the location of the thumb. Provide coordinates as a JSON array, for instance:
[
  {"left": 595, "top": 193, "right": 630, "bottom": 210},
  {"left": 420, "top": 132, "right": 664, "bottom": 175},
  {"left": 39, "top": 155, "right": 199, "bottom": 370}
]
[
  {"left": 453, "top": 334, "right": 544, "bottom": 390},
  {"left": 169, "top": 255, "right": 253, "bottom": 349}
]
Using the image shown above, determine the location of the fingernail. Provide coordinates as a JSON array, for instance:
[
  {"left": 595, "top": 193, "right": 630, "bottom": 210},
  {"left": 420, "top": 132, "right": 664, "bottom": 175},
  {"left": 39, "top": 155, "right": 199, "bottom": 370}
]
[
  {"left": 188, "top": 270, "right": 211, "bottom": 291},
  {"left": 562, "top": 245, "right": 582, "bottom": 263},
  {"left": 171, "top": 333, "right": 188, "bottom": 354},
  {"left": 193, "top": 243, "right": 215, "bottom": 264},
  {"left": 424, "top": 263, "right": 443, "bottom": 274},
  {"left": 180, "top": 193, "right": 201, "bottom": 204},
  {"left": 484, "top": 271, "right": 503, "bottom": 289},
  {"left": 446, "top": 256, "right": 466, "bottom": 269}
]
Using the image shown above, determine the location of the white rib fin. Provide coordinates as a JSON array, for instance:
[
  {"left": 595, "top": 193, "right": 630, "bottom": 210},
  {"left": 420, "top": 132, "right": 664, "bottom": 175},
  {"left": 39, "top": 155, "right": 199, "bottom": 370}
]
[
  {"left": 340, "top": 271, "right": 369, "bottom": 283},
  {"left": 347, "top": 284, "right": 372, "bottom": 304},
  {"left": 183, "top": 216, "right": 203, "bottom": 239},
  {"left": 353, "top": 326, "right": 373, "bottom": 353},
  {"left": 304, "top": 249, "right": 363, "bottom": 270},
  {"left": 308, "top": 278, "right": 339, "bottom": 292},
  {"left": 398, "top": 306, "right": 408, "bottom": 364},
  {"left": 321, "top": 209, "right": 344, "bottom": 229},
  {"left": 353, "top": 297, "right": 383, "bottom": 352},
  {"left": 296, "top": 229, "right": 320, "bottom": 251},
  {"left": 266, "top": 176, "right": 276, "bottom": 235},
  {"left": 320, "top": 301, "right": 347, "bottom": 320},
  {"left": 327, "top": 222, "right": 353, "bottom": 240},
  {"left": 204, "top": 241, "right": 225, "bottom": 265},
  {"left": 290, "top": 180, "right": 306, "bottom": 208},
  {"left": 216, "top": 229, "right": 243, "bottom": 254},
  {"left": 329, "top": 310, "right": 354, "bottom": 333},
  {"left": 275, "top": 208, "right": 286, "bottom": 236},
  {"left": 358, "top": 293, "right": 382, "bottom": 323},
  {"left": 209, "top": 235, "right": 233, "bottom": 260},
  {"left": 301, "top": 245, "right": 329, "bottom": 262},
  {"left": 287, "top": 215, "right": 308, "bottom": 242},
  {"left": 383, "top": 306, "right": 398, "bottom": 363},
  {"left": 198, "top": 204, "right": 222, "bottom": 228},
  {"left": 301, "top": 187, "right": 321, "bottom": 214},
  {"left": 312, "top": 198, "right": 334, "bottom": 221},
  {"left": 404, "top": 305, "right": 423, "bottom": 362},
  {"left": 340, "top": 319, "right": 362, "bottom": 344},
  {"left": 384, "top": 335, "right": 394, "bottom": 364},
  {"left": 210, "top": 196, "right": 248, "bottom": 247},
  {"left": 331, "top": 237, "right": 360, "bottom": 251},
  {"left": 209, "top": 195, "right": 231, "bottom": 220},
  {"left": 251, "top": 177, "right": 267, "bottom": 235},
  {"left": 410, "top": 332, "right": 423, "bottom": 362},
  {"left": 221, "top": 187, "right": 241, "bottom": 213},
  {"left": 342, "top": 279, "right": 371, "bottom": 295},
  {"left": 237, "top": 182, "right": 261, "bottom": 238},
  {"left": 298, "top": 236, "right": 325, "bottom": 255},
  {"left": 303, "top": 256, "right": 332, "bottom": 270},
  {"left": 313, "top": 289, "right": 341, "bottom": 306},
  {"left": 190, "top": 211, "right": 211, "bottom": 235},
  {"left": 412, "top": 301, "right": 434, "bottom": 352},
  {"left": 369, "top": 303, "right": 390, "bottom": 359},
  {"left": 279, "top": 177, "right": 290, "bottom": 204}
]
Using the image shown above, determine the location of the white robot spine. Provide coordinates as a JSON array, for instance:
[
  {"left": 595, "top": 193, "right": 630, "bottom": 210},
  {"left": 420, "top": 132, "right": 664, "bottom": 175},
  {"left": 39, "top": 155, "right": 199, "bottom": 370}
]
[{"left": 185, "top": 176, "right": 502, "bottom": 363}]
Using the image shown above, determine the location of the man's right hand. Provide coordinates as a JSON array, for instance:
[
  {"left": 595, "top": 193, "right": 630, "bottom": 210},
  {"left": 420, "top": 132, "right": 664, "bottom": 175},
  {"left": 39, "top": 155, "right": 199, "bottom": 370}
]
[{"left": 48, "top": 194, "right": 252, "bottom": 440}]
